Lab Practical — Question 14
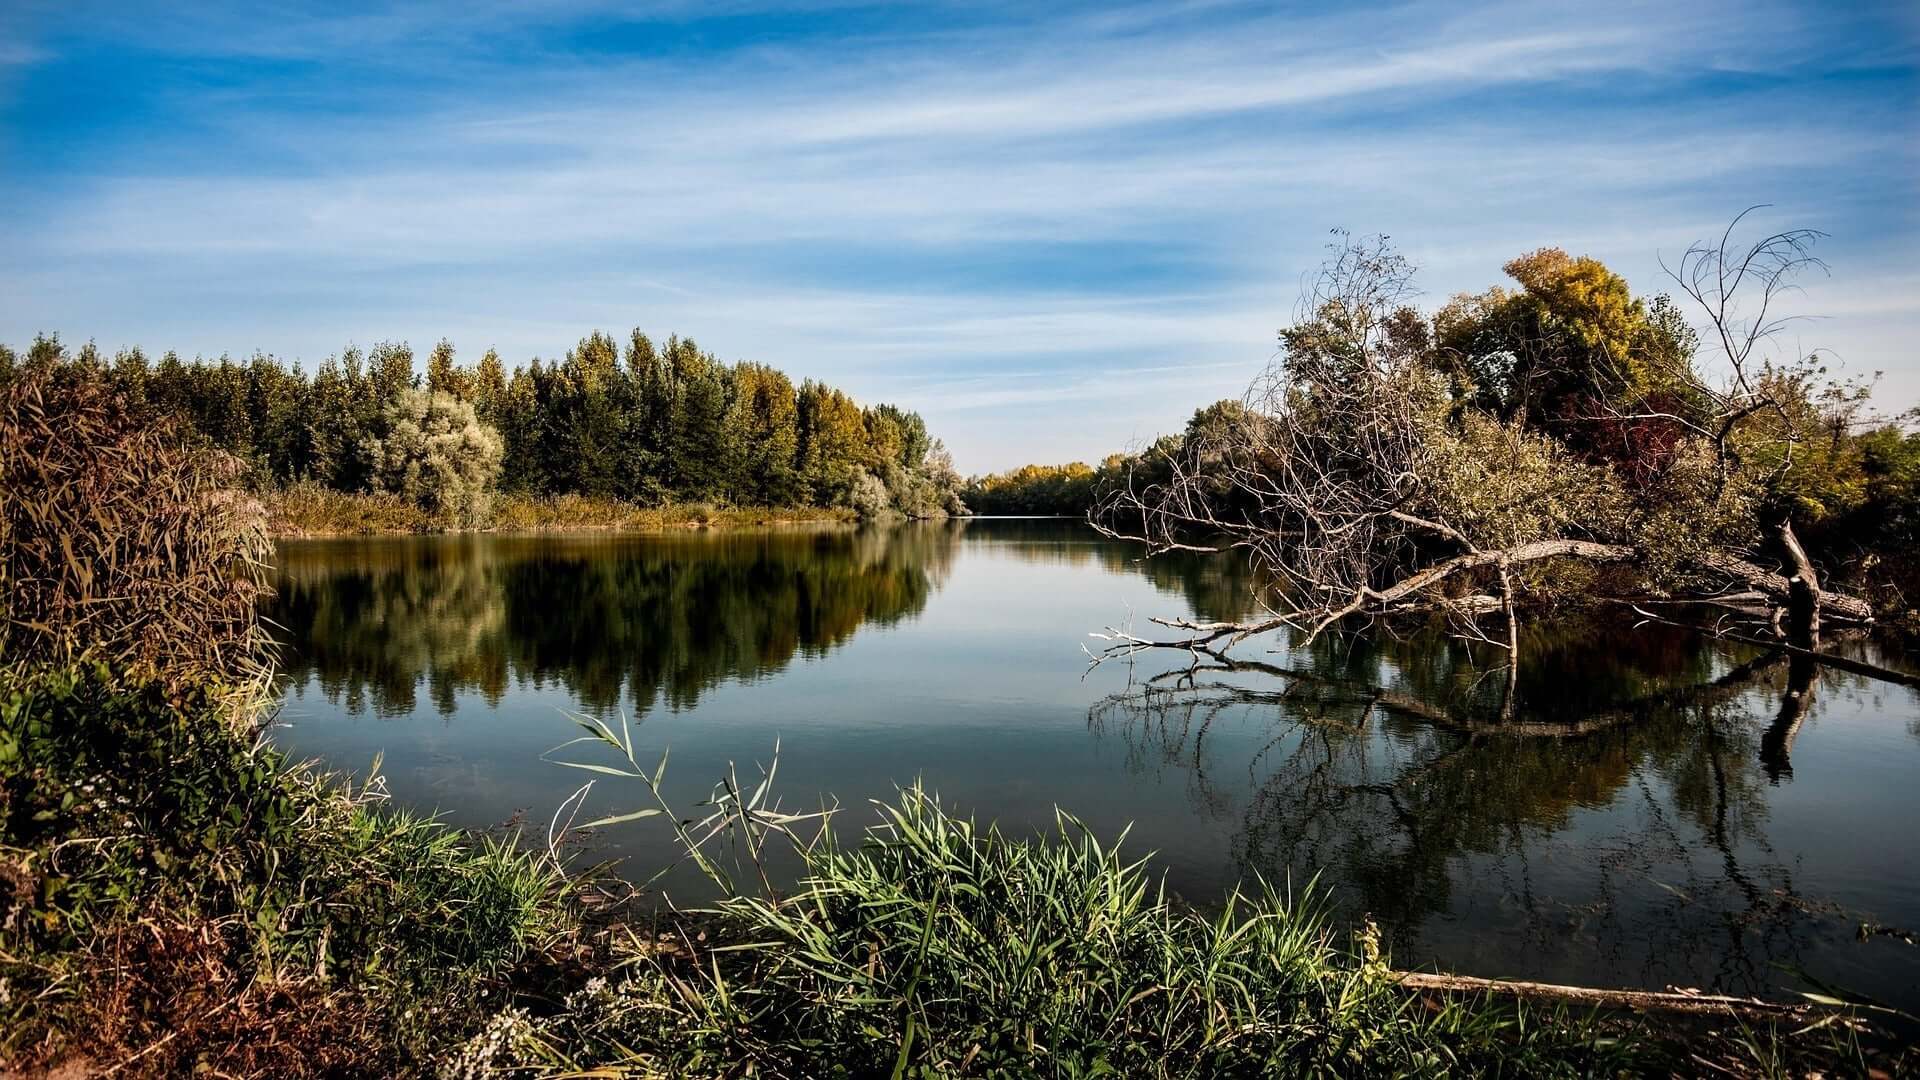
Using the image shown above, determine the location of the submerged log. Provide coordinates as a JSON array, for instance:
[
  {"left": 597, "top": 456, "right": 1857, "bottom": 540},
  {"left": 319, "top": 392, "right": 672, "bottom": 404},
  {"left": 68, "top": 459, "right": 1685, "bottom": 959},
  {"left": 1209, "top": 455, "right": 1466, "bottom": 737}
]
[{"left": 1625, "top": 607, "right": 1920, "bottom": 689}]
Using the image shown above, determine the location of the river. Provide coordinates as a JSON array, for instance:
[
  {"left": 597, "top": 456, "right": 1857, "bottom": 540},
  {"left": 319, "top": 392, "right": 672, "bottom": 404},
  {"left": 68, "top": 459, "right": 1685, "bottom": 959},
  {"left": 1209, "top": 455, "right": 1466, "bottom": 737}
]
[{"left": 266, "top": 518, "right": 1920, "bottom": 1009}]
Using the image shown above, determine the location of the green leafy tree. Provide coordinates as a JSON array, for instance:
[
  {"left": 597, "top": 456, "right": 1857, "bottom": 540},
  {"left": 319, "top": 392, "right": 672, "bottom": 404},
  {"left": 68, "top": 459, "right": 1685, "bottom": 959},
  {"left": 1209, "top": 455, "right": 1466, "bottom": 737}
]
[
  {"left": 727, "top": 362, "right": 802, "bottom": 504},
  {"left": 559, "top": 331, "right": 629, "bottom": 498},
  {"left": 495, "top": 364, "right": 545, "bottom": 493},
  {"left": 624, "top": 330, "right": 672, "bottom": 505},
  {"left": 367, "top": 341, "right": 417, "bottom": 402},
  {"left": 426, "top": 338, "right": 469, "bottom": 399},
  {"left": 665, "top": 336, "right": 730, "bottom": 502},
  {"left": 798, "top": 381, "right": 866, "bottom": 506},
  {"left": 862, "top": 406, "right": 905, "bottom": 474},
  {"left": 848, "top": 466, "right": 891, "bottom": 518},
  {"left": 921, "top": 439, "right": 967, "bottom": 515},
  {"left": 1432, "top": 248, "right": 1703, "bottom": 470},
  {"left": 307, "top": 355, "right": 369, "bottom": 490},
  {"left": 108, "top": 346, "right": 149, "bottom": 408},
  {"left": 866, "top": 403, "right": 928, "bottom": 469},
  {"left": 470, "top": 348, "right": 508, "bottom": 426},
  {"left": 248, "top": 353, "right": 310, "bottom": 482}
]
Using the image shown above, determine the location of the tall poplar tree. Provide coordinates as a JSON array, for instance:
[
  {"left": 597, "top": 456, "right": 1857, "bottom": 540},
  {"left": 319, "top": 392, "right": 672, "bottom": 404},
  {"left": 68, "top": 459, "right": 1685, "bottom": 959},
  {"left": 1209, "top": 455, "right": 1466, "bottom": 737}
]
[{"left": 425, "top": 339, "right": 469, "bottom": 399}]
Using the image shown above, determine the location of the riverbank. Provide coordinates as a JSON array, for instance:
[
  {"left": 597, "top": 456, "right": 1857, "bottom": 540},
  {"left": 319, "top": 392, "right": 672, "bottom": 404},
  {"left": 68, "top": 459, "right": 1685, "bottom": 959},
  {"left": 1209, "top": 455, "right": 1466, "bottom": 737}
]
[{"left": 265, "top": 483, "right": 861, "bottom": 537}]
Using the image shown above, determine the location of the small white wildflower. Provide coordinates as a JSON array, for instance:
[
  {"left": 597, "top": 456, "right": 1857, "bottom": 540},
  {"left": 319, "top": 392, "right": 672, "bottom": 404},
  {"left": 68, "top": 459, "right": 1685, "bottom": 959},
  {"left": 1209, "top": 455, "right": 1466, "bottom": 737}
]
[{"left": 437, "top": 1006, "right": 537, "bottom": 1080}]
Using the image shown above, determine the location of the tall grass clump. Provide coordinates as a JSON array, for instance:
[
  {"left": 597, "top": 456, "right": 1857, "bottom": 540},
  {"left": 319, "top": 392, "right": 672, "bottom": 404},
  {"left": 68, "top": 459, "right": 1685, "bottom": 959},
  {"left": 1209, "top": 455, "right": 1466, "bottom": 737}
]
[
  {"left": 268, "top": 478, "right": 441, "bottom": 535},
  {"left": 442, "top": 718, "right": 1906, "bottom": 1078},
  {"left": 482, "top": 493, "right": 855, "bottom": 533},
  {"left": 499, "top": 782, "right": 1635, "bottom": 1078},
  {"left": 0, "top": 361, "right": 273, "bottom": 712}
]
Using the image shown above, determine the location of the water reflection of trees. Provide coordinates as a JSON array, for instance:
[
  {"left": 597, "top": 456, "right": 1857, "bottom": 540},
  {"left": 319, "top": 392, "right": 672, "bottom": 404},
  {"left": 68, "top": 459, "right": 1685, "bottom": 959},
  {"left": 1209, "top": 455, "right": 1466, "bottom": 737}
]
[
  {"left": 1088, "top": 625, "right": 1857, "bottom": 996},
  {"left": 270, "top": 518, "right": 1250, "bottom": 720},
  {"left": 271, "top": 524, "right": 959, "bottom": 717}
]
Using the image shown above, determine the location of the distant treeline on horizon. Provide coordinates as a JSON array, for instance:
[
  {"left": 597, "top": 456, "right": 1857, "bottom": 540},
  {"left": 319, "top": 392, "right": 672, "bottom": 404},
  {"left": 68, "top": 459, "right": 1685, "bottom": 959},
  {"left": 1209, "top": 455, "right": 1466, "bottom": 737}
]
[
  {"left": 962, "top": 400, "right": 1247, "bottom": 517},
  {"left": 0, "top": 331, "right": 965, "bottom": 516}
]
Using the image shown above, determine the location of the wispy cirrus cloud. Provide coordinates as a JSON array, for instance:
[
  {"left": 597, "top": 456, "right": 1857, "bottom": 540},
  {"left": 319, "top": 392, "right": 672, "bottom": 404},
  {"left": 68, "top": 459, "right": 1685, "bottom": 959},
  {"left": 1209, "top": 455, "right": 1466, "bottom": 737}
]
[{"left": 1, "top": 0, "right": 1914, "bottom": 470}]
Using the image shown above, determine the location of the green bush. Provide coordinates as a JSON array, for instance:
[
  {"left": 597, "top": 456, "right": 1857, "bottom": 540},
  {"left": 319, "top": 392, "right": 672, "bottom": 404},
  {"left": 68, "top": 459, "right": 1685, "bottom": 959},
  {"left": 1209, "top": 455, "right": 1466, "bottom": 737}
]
[
  {"left": 0, "top": 664, "right": 567, "bottom": 1070},
  {"left": 365, "top": 388, "right": 505, "bottom": 529},
  {"left": 0, "top": 666, "right": 299, "bottom": 944}
]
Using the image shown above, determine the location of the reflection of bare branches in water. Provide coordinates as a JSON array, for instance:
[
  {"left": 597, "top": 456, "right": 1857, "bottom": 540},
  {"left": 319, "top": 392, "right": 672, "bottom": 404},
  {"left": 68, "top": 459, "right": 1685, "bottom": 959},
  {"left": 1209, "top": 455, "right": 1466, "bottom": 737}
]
[{"left": 1087, "top": 642, "right": 1864, "bottom": 997}]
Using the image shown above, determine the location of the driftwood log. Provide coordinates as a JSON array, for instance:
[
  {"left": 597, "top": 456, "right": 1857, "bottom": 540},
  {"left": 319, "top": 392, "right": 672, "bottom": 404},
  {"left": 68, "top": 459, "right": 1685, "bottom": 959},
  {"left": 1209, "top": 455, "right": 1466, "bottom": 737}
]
[{"left": 1393, "top": 971, "right": 1819, "bottom": 1020}]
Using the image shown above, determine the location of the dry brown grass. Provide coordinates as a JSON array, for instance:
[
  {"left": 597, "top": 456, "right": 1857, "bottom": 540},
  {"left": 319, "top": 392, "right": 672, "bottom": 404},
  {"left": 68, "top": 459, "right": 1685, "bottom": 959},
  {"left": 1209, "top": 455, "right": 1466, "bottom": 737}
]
[
  {"left": 0, "top": 365, "right": 272, "bottom": 713},
  {"left": 267, "top": 486, "right": 854, "bottom": 536},
  {"left": 488, "top": 493, "right": 853, "bottom": 532},
  {"left": 12, "top": 911, "right": 393, "bottom": 1079},
  {"left": 265, "top": 479, "right": 437, "bottom": 536}
]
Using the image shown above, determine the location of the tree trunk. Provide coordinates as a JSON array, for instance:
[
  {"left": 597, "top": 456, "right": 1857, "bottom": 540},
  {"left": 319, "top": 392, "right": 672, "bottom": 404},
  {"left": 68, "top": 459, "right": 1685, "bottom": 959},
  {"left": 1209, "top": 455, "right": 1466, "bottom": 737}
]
[{"left": 1777, "top": 520, "right": 1821, "bottom": 650}]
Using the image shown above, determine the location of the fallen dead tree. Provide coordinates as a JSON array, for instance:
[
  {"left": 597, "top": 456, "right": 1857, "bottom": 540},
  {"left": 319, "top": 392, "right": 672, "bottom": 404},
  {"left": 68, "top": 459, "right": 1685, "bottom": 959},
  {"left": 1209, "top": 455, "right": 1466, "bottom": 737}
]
[{"left": 1093, "top": 219, "right": 1888, "bottom": 693}]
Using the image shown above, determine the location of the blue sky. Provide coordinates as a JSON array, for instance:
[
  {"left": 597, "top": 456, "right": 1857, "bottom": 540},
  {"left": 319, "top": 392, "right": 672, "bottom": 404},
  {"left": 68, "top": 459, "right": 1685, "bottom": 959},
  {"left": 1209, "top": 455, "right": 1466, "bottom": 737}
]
[{"left": 2, "top": 1, "right": 1915, "bottom": 472}]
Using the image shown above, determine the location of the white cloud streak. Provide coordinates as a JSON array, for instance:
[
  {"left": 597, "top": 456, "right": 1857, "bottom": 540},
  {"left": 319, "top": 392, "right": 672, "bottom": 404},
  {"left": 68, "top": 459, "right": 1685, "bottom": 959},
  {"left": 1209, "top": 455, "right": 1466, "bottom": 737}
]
[{"left": 2, "top": 0, "right": 1915, "bottom": 470}]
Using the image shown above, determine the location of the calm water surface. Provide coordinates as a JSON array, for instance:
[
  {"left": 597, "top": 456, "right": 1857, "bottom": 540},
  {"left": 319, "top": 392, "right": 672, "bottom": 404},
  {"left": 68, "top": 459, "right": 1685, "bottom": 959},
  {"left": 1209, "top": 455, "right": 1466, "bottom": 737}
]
[{"left": 267, "top": 519, "right": 1920, "bottom": 1008}]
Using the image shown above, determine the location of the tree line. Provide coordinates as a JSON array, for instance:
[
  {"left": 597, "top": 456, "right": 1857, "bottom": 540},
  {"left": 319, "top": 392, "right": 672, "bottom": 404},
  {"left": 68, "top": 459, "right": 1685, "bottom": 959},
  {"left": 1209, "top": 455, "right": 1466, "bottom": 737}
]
[
  {"left": 0, "top": 331, "right": 965, "bottom": 525},
  {"left": 965, "top": 461, "right": 1113, "bottom": 515},
  {"left": 964, "top": 400, "right": 1268, "bottom": 517}
]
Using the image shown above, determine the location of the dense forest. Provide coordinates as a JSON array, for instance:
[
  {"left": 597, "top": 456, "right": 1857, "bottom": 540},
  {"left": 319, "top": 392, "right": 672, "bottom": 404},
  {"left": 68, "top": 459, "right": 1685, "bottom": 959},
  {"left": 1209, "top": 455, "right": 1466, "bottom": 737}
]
[{"left": 0, "top": 331, "right": 965, "bottom": 526}]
